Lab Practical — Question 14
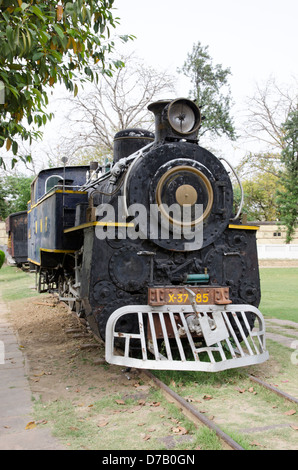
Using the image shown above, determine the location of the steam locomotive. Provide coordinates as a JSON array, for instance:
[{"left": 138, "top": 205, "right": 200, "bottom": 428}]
[{"left": 9, "top": 98, "right": 269, "bottom": 371}]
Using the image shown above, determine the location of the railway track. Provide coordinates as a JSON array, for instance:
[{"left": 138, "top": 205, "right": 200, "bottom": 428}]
[
  {"left": 143, "top": 370, "right": 244, "bottom": 450},
  {"left": 248, "top": 375, "right": 298, "bottom": 405},
  {"left": 63, "top": 300, "right": 298, "bottom": 450},
  {"left": 142, "top": 370, "right": 298, "bottom": 450}
]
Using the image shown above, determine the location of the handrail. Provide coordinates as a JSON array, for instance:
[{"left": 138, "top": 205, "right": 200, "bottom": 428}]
[{"left": 219, "top": 157, "right": 244, "bottom": 221}]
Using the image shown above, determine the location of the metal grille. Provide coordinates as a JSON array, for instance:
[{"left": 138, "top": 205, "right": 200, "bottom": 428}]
[{"left": 105, "top": 304, "right": 269, "bottom": 372}]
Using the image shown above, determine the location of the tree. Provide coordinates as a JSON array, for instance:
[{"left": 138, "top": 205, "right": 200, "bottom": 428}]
[
  {"left": 0, "top": 250, "right": 5, "bottom": 268},
  {"left": 233, "top": 171, "right": 282, "bottom": 221},
  {"left": 237, "top": 79, "right": 297, "bottom": 180},
  {"left": 236, "top": 151, "right": 283, "bottom": 180},
  {"left": 0, "top": 174, "right": 33, "bottom": 219},
  {"left": 52, "top": 53, "right": 176, "bottom": 165},
  {"left": 233, "top": 150, "right": 284, "bottom": 222},
  {"left": 0, "top": 0, "right": 131, "bottom": 168},
  {"left": 276, "top": 109, "right": 298, "bottom": 242},
  {"left": 243, "top": 77, "right": 297, "bottom": 152},
  {"left": 178, "top": 41, "right": 236, "bottom": 141}
]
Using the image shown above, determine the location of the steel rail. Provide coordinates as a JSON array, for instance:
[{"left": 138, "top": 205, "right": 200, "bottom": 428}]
[
  {"left": 62, "top": 300, "right": 298, "bottom": 446},
  {"left": 248, "top": 375, "right": 298, "bottom": 404},
  {"left": 143, "top": 370, "right": 244, "bottom": 451}
]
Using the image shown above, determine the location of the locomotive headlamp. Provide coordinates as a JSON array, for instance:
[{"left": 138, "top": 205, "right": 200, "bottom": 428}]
[
  {"left": 167, "top": 99, "right": 201, "bottom": 136},
  {"left": 148, "top": 98, "right": 201, "bottom": 141}
]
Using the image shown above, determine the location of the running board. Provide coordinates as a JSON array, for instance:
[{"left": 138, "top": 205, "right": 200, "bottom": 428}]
[{"left": 105, "top": 304, "right": 269, "bottom": 372}]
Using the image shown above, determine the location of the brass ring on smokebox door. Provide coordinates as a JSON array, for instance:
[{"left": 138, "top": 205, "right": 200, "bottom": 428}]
[{"left": 155, "top": 165, "right": 214, "bottom": 227}]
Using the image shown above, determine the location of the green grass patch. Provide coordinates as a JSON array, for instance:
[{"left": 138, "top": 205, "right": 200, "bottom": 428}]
[
  {"left": 0, "top": 265, "right": 40, "bottom": 302},
  {"left": 32, "top": 390, "right": 189, "bottom": 451},
  {"left": 153, "top": 366, "right": 246, "bottom": 389},
  {"left": 259, "top": 268, "right": 298, "bottom": 322},
  {"left": 33, "top": 388, "right": 227, "bottom": 451}
]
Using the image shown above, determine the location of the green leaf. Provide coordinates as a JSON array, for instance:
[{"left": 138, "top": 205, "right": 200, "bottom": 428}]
[
  {"left": 49, "top": 49, "right": 63, "bottom": 61},
  {"left": 30, "top": 5, "right": 45, "bottom": 22},
  {"left": 32, "top": 88, "right": 42, "bottom": 99},
  {"left": 26, "top": 28, "right": 31, "bottom": 50},
  {"left": 53, "top": 24, "right": 65, "bottom": 41},
  {"left": 6, "top": 25, "right": 14, "bottom": 50},
  {"left": 6, "top": 84, "right": 19, "bottom": 99},
  {"left": 21, "top": 3, "right": 30, "bottom": 11},
  {"left": 11, "top": 158, "right": 18, "bottom": 169},
  {"left": 39, "top": 30, "right": 51, "bottom": 43},
  {"left": 32, "top": 51, "right": 45, "bottom": 61},
  {"left": 84, "top": 66, "right": 92, "bottom": 77},
  {"left": 21, "top": 31, "right": 27, "bottom": 53},
  {"left": 12, "top": 141, "right": 18, "bottom": 155}
]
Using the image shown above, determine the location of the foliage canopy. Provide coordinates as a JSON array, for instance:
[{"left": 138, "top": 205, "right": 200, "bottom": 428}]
[
  {"left": 179, "top": 41, "right": 236, "bottom": 141},
  {"left": 233, "top": 170, "right": 282, "bottom": 222},
  {"left": 0, "top": 173, "right": 33, "bottom": 219},
  {"left": 0, "top": 0, "right": 130, "bottom": 168},
  {"left": 0, "top": 250, "right": 5, "bottom": 268},
  {"left": 276, "top": 109, "right": 298, "bottom": 242}
]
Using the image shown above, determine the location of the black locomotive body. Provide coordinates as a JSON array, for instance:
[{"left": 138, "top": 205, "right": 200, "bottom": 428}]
[{"left": 25, "top": 98, "right": 268, "bottom": 371}]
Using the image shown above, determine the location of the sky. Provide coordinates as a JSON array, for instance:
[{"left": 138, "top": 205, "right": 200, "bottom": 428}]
[
  {"left": 2, "top": 0, "right": 298, "bottom": 174},
  {"left": 114, "top": 0, "right": 298, "bottom": 100},
  {"left": 114, "top": 0, "right": 298, "bottom": 163}
]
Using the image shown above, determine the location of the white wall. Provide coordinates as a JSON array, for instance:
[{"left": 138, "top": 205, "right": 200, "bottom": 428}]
[{"left": 257, "top": 244, "right": 298, "bottom": 259}]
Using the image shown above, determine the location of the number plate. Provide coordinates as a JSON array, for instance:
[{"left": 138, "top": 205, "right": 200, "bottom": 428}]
[{"left": 148, "top": 286, "right": 231, "bottom": 306}]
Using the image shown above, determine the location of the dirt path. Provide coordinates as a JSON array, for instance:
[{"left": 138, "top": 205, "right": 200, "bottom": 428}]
[
  {"left": 4, "top": 295, "right": 197, "bottom": 450},
  {"left": 6, "top": 295, "right": 145, "bottom": 403},
  {"left": 3, "top": 294, "right": 298, "bottom": 450}
]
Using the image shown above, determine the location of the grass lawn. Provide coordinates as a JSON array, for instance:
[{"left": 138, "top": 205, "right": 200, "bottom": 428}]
[
  {"left": 0, "top": 265, "right": 40, "bottom": 302},
  {"left": 259, "top": 268, "right": 298, "bottom": 322}
]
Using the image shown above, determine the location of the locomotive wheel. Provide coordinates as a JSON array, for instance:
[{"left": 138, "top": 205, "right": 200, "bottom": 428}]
[
  {"left": 58, "top": 274, "right": 76, "bottom": 311},
  {"left": 67, "top": 276, "right": 77, "bottom": 312},
  {"left": 58, "top": 275, "right": 67, "bottom": 297}
]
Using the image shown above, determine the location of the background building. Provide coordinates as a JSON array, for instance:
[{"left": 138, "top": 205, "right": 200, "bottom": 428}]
[{"left": 256, "top": 222, "right": 298, "bottom": 260}]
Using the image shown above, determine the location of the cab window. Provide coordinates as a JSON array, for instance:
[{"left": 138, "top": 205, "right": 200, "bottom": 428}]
[{"left": 45, "top": 175, "right": 63, "bottom": 193}]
